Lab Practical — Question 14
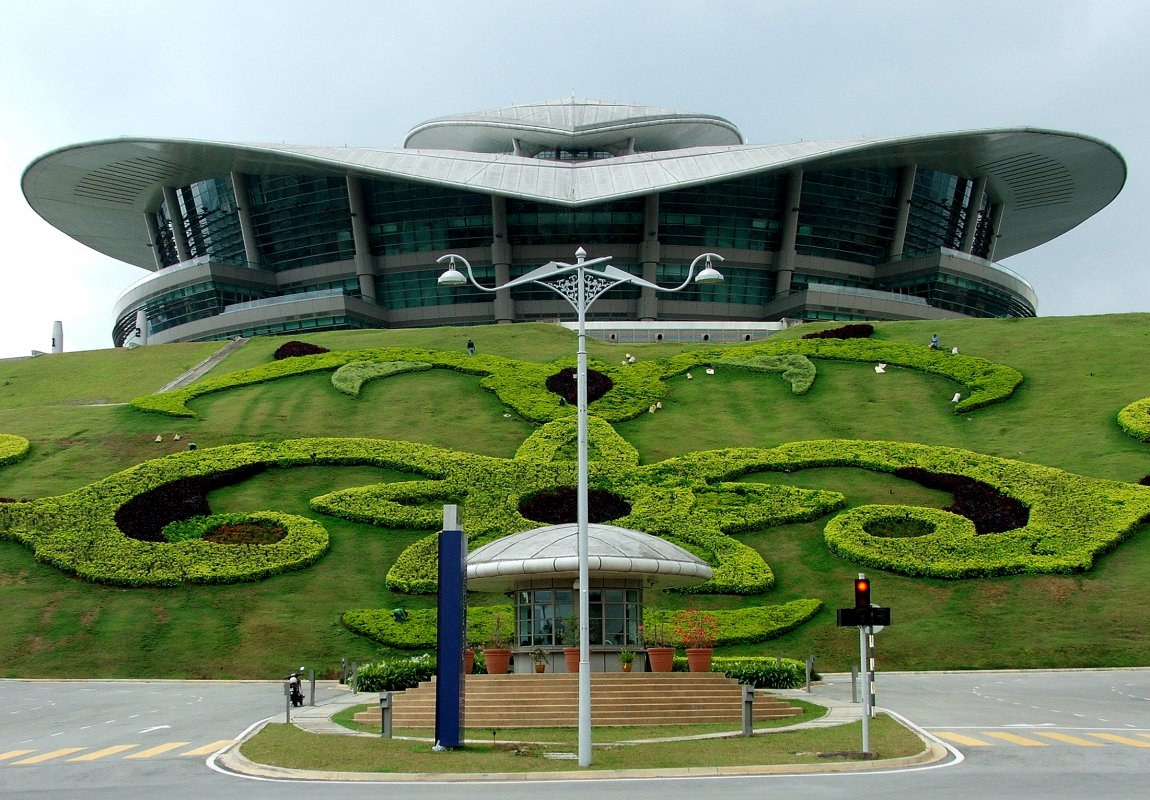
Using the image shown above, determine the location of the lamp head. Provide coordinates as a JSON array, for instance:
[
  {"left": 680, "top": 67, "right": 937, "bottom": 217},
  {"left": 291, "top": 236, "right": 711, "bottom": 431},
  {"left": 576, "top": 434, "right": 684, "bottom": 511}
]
[
  {"left": 437, "top": 256, "right": 468, "bottom": 287},
  {"left": 693, "top": 255, "right": 724, "bottom": 285}
]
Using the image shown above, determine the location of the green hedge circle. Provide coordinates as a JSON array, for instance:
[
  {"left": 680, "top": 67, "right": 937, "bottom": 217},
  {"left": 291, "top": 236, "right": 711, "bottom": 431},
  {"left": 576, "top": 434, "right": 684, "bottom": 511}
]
[{"left": 1118, "top": 397, "right": 1150, "bottom": 442}]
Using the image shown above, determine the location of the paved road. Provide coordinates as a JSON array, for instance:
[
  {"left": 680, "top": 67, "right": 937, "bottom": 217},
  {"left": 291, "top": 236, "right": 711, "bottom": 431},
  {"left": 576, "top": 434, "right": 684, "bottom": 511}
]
[{"left": 3, "top": 670, "right": 1148, "bottom": 799}]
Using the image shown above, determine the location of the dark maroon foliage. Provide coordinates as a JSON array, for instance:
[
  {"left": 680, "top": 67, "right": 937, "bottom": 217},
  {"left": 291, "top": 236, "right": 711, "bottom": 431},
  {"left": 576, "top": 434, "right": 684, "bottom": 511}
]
[
  {"left": 203, "top": 522, "right": 286, "bottom": 545},
  {"left": 545, "top": 367, "right": 613, "bottom": 405},
  {"left": 519, "top": 487, "right": 632, "bottom": 524},
  {"left": 802, "top": 323, "right": 874, "bottom": 340},
  {"left": 894, "top": 467, "right": 1029, "bottom": 534},
  {"left": 273, "top": 340, "right": 331, "bottom": 360},
  {"left": 115, "top": 465, "right": 267, "bottom": 541},
  {"left": 1140, "top": 475, "right": 1150, "bottom": 487}
]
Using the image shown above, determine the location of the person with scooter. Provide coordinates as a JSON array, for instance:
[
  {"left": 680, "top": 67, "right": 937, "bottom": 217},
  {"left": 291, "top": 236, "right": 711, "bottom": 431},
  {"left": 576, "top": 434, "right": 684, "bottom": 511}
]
[{"left": 288, "top": 668, "right": 305, "bottom": 707}]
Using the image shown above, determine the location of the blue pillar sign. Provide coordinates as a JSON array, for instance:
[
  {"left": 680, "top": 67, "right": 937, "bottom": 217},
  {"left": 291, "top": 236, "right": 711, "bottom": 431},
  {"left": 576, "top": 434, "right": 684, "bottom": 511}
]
[{"left": 434, "top": 505, "right": 467, "bottom": 748}]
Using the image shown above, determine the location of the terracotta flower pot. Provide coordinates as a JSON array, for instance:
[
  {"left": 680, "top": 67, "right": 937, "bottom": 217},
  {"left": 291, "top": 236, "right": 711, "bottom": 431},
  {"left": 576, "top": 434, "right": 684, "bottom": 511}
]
[
  {"left": 686, "top": 647, "right": 713, "bottom": 673},
  {"left": 621, "top": 662, "right": 633, "bottom": 673},
  {"left": 484, "top": 648, "right": 511, "bottom": 675},
  {"left": 563, "top": 647, "right": 580, "bottom": 673},
  {"left": 535, "top": 663, "right": 546, "bottom": 673},
  {"left": 463, "top": 648, "right": 475, "bottom": 674},
  {"left": 647, "top": 646, "right": 676, "bottom": 673}
]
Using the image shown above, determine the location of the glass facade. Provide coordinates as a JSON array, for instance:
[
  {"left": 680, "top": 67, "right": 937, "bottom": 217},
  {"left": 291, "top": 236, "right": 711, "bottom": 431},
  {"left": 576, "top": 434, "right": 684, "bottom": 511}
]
[
  {"left": 114, "top": 280, "right": 269, "bottom": 343},
  {"left": 376, "top": 264, "right": 496, "bottom": 310},
  {"left": 659, "top": 173, "right": 785, "bottom": 251},
  {"left": 178, "top": 179, "right": 246, "bottom": 265},
  {"left": 796, "top": 167, "right": 899, "bottom": 266},
  {"left": 903, "top": 169, "right": 986, "bottom": 259},
  {"left": 246, "top": 175, "right": 354, "bottom": 271},
  {"left": 364, "top": 179, "right": 492, "bottom": 255},
  {"left": 655, "top": 264, "right": 772, "bottom": 305},
  {"left": 513, "top": 583, "right": 642, "bottom": 648},
  {"left": 506, "top": 198, "right": 644, "bottom": 246},
  {"left": 880, "top": 271, "right": 1036, "bottom": 318}
]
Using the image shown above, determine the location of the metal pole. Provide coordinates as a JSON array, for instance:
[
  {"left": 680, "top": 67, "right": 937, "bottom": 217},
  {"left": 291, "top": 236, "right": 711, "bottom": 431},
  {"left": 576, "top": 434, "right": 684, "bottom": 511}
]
[
  {"left": 576, "top": 248, "right": 592, "bottom": 768},
  {"left": 859, "top": 623, "right": 870, "bottom": 753}
]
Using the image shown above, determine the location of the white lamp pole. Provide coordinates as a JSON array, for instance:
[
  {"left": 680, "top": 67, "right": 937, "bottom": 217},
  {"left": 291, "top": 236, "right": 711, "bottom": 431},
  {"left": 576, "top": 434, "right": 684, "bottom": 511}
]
[{"left": 436, "top": 247, "right": 724, "bottom": 767}]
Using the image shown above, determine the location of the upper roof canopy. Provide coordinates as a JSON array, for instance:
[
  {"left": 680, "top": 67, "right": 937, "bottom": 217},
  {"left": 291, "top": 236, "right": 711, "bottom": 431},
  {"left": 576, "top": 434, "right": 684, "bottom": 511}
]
[{"left": 404, "top": 97, "right": 744, "bottom": 154}]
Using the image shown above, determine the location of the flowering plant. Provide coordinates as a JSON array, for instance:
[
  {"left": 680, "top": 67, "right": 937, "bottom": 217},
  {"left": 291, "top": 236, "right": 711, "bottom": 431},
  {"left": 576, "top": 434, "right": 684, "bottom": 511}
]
[{"left": 673, "top": 610, "right": 719, "bottom": 649}]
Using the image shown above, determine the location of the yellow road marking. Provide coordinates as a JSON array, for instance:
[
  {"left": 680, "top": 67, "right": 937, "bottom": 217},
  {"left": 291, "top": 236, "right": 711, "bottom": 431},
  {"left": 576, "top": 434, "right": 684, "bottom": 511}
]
[
  {"left": 68, "top": 745, "right": 139, "bottom": 761},
  {"left": 983, "top": 731, "right": 1049, "bottom": 746},
  {"left": 0, "top": 750, "right": 35, "bottom": 761},
  {"left": 123, "top": 742, "right": 191, "bottom": 759},
  {"left": 12, "top": 748, "right": 87, "bottom": 765},
  {"left": 1088, "top": 732, "right": 1150, "bottom": 747},
  {"left": 933, "top": 731, "right": 993, "bottom": 746},
  {"left": 180, "top": 739, "right": 234, "bottom": 756},
  {"left": 1032, "top": 731, "right": 1106, "bottom": 747}
]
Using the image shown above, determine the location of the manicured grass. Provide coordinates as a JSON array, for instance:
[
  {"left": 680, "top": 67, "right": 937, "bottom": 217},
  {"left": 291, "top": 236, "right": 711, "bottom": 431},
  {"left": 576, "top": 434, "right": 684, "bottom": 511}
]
[
  {"left": 0, "top": 316, "right": 1148, "bottom": 678},
  {"left": 240, "top": 712, "right": 921, "bottom": 772}
]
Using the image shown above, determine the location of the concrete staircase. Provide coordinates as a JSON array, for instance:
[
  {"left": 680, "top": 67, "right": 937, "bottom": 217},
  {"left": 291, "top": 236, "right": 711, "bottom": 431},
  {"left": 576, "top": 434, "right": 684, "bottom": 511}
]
[{"left": 353, "top": 672, "right": 804, "bottom": 728}]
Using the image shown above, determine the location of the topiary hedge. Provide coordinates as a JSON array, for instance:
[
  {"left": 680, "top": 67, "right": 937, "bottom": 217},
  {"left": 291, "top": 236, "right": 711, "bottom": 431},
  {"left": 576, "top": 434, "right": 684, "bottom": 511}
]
[
  {"left": 1118, "top": 397, "right": 1150, "bottom": 442},
  {"left": 330, "top": 360, "right": 432, "bottom": 397},
  {"left": 129, "top": 339, "right": 1023, "bottom": 420},
  {"left": 0, "top": 433, "right": 30, "bottom": 467}
]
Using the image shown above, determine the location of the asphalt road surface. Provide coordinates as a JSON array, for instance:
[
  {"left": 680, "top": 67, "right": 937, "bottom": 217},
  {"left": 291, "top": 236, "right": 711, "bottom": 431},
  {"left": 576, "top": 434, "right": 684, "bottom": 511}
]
[{"left": 3, "top": 670, "right": 1147, "bottom": 799}]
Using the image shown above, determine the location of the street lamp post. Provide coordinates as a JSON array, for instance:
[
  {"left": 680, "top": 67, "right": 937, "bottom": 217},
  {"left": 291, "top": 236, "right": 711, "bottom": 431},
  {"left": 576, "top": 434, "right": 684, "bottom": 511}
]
[{"left": 436, "top": 247, "right": 724, "bottom": 767}]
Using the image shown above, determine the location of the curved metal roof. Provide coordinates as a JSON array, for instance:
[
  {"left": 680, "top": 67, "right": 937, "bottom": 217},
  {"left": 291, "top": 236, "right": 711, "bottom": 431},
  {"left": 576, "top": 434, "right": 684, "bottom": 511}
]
[
  {"left": 404, "top": 97, "right": 744, "bottom": 152},
  {"left": 466, "top": 523, "right": 713, "bottom": 592},
  {"left": 22, "top": 99, "right": 1126, "bottom": 272}
]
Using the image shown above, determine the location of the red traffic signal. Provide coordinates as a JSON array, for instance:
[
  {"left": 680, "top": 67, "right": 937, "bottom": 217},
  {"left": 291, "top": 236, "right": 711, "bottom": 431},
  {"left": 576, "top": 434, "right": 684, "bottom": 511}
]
[{"left": 854, "top": 577, "right": 871, "bottom": 608}]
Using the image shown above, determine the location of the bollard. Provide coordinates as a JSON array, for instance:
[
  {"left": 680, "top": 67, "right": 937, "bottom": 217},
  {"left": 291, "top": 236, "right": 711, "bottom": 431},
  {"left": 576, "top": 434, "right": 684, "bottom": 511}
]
[
  {"left": 379, "top": 692, "right": 393, "bottom": 738},
  {"left": 851, "top": 663, "right": 858, "bottom": 703},
  {"left": 341, "top": 656, "right": 349, "bottom": 685},
  {"left": 351, "top": 662, "right": 359, "bottom": 694},
  {"left": 741, "top": 684, "right": 755, "bottom": 736},
  {"left": 308, "top": 668, "right": 316, "bottom": 706},
  {"left": 284, "top": 679, "right": 292, "bottom": 723},
  {"left": 805, "top": 654, "right": 815, "bottom": 693}
]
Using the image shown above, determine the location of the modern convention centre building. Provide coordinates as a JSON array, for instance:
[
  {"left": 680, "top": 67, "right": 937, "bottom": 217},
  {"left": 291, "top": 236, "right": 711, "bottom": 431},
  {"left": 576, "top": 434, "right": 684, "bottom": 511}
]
[{"left": 23, "top": 98, "right": 1125, "bottom": 347}]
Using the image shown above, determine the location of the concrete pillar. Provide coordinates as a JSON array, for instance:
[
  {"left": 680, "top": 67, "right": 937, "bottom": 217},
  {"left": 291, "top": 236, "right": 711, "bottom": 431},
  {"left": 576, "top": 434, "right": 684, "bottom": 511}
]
[
  {"left": 986, "top": 203, "right": 1005, "bottom": 261},
  {"left": 133, "top": 309, "right": 148, "bottom": 346},
  {"left": 162, "top": 186, "right": 191, "bottom": 262},
  {"left": 775, "top": 168, "right": 803, "bottom": 295},
  {"left": 346, "top": 176, "right": 377, "bottom": 303},
  {"left": 960, "top": 176, "right": 987, "bottom": 254},
  {"left": 888, "top": 164, "right": 917, "bottom": 261},
  {"left": 638, "top": 194, "right": 660, "bottom": 320},
  {"left": 51, "top": 321, "right": 63, "bottom": 354},
  {"left": 491, "top": 196, "right": 514, "bottom": 322},
  {"left": 143, "top": 212, "right": 166, "bottom": 269},
  {"left": 229, "top": 172, "right": 261, "bottom": 268}
]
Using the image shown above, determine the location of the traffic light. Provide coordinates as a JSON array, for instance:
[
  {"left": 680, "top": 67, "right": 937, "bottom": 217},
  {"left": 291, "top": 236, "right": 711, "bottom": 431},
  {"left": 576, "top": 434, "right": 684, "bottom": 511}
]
[{"left": 854, "top": 576, "right": 871, "bottom": 608}]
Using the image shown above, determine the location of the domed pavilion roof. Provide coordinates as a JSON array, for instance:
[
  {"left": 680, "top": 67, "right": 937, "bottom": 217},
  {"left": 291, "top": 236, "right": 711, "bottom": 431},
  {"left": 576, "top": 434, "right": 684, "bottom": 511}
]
[{"left": 466, "top": 523, "right": 713, "bottom": 593}]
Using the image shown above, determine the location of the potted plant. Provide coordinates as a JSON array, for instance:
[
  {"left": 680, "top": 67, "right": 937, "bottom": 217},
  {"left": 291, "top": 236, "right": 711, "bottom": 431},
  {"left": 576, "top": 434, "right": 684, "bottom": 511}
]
[
  {"left": 618, "top": 648, "right": 635, "bottom": 673},
  {"left": 560, "top": 613, "right": 580, "bottom": 673},
  {"left": 640, "top": 618, "right": 676, "bottom": 672},
  {"left": 482, "top": 612, "right": 512, "bottom": 675},
  {"left": 674, "top": 609, "right": 719, "bottom": 672},
  {"left": 530, "top": 647, "right": 548, "bottom": 673}
]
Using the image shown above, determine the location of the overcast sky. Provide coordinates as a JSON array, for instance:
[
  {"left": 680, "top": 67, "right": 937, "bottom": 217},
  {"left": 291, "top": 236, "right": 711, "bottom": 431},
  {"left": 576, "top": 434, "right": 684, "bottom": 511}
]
[{"left": 2, "top": 0, "right": 1146, "bottom": 359}]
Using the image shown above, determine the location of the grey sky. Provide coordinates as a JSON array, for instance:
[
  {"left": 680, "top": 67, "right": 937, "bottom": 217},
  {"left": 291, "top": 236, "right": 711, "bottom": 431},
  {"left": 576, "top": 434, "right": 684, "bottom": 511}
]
[{"left": 2, "top": 0, "right": 1146, "bottom": 358}]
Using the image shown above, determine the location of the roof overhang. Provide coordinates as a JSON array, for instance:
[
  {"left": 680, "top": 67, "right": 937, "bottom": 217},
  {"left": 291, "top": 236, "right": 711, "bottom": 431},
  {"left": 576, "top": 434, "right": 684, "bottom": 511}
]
[{"left": 23, "top": 128, "right": 1125, "bottom": 270}]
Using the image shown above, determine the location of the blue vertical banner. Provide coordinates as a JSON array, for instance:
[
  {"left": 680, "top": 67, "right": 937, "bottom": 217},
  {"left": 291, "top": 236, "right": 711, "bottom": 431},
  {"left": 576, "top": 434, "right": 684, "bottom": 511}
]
[{"left": 435, "top": 504, "right": 467, "bottom": 748}]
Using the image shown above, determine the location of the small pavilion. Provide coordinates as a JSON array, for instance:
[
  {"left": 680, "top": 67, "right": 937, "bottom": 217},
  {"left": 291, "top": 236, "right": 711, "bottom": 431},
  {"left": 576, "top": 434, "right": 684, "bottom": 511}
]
[{"left": 466, "top": 523, "right": 712, "bottom": 673}]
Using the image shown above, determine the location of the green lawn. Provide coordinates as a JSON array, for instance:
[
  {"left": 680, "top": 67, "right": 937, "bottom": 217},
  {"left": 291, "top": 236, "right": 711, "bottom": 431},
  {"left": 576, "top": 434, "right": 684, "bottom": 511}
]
[{"left": 1, "top": 316, "right": 1148, "bottom": 678}]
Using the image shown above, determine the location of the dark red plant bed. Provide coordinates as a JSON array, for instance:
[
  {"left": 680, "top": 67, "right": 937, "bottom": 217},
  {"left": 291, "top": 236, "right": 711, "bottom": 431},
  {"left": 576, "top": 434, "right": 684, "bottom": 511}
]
[
  {"left": 203, "top": 522, "right": 286, "bottom": 545},
  {"left": 893, "top": 467, "right": 1029, "bottom": 534},
  {"left": 273, "top": 340, "right": 330, "bottom": 360},
  {"left": 115, "top": 465, "right": 267, "bottom": 541},
  {"left": 519, "top": 487, "right": 632, "bottom": 524},
  {"left": 545, "top": 367, "right": 613, "bottom": 405},
  {"left": 802, "top": 323, "right": 874, "bottom": 340}
]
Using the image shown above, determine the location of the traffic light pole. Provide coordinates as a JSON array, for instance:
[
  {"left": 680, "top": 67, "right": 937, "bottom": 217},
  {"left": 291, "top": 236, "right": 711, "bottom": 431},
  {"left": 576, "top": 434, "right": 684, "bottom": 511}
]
[{"left": 859, "top": 622, "right": 870, "bottom": 753}]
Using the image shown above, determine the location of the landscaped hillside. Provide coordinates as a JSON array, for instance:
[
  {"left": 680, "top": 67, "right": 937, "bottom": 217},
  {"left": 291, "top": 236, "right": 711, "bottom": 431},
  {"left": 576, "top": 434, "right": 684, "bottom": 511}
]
[{"left": 1, "top": 315, "right": 1148, "bottom": 678}]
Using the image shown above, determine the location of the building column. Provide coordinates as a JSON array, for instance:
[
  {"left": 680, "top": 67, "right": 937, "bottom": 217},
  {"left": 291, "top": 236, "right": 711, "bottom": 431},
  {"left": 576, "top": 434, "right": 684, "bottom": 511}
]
[
  {"left": 162, "top": 186, "right": 191, "bottom": 262},
  {"left": 986, "top": 203, "right": 1005, "bottom": 261},
  {"left": 491, "top": 196, "right": 514, "bottom": 323},
  {"left": 229, "top": 172, "right": 261, "bottom": 268},
  {"left": 888, "top": 164, "right": 917, "bottom": 261},
  {"left": 345, "top": 176, "right": 377, "bottom": 303},
  {"left": 143, "top": 212, "right": 166, "bottom": 269},
  {"left": 638, "top": 194, "right": 660, "bottom": 320},
  {"left": 960, "top": 176, "right": 987, "bottom": 254},
  {"left": 775, "top": 168, "right": 803, "bottom": 295}
]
